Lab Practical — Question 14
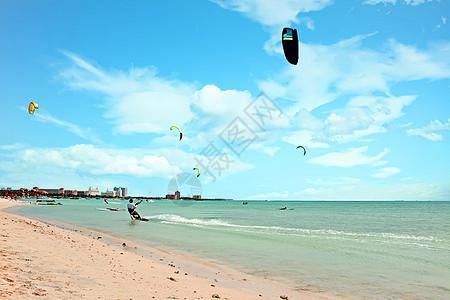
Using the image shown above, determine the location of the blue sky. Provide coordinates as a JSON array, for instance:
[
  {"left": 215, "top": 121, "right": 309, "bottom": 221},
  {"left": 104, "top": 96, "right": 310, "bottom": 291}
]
[{"left": 1, "top": 0, "right": 449, "bottom": 200}]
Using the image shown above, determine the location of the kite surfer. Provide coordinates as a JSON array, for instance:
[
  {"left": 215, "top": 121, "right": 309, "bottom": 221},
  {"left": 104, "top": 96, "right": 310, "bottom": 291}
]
[{"left": 127, "top": 199, "right": 143, "bottom": 220}]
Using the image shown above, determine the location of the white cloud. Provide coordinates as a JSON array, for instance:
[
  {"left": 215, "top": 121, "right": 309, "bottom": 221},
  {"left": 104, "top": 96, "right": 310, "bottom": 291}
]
[
  {"left": 282, "top": 129, "right": 330, "bottom": 148},
  {"left": 257, "top": 35, "right": 450, "bottom": 145},
  {"left": 210, "top": 0, "right": 333, "bottom": 27},
  {"left": 192, "top": 85, "right": 252, "bottom": 131},
  {"left": 0, "top": 144, "right": 255, "bottom": 192},
  {"left": 19, "top": 106, "right": 101, "bottom": 143},
  {"left": 306, "top": 177, "right": 360, "bottom": 186},
  {"left": 363, "top": 0, "right": 396, "bottom": 5},
  {"left": 246, "top": 190, "right": 289, "bottom": 200},
  {"left": 0, "top": 144, "right": 27, "bottom": 151},
  {"left": 406, "top": 119, "right": 450, "bottom": 141},
  {"left": 364, "top": 0, "right": 434, "bottom": 6},
  {"left": 259, "top": 36, "right": 450, "bottom": 113},
  {"left": 149, "top": 147, "right": 255, "bottom": 181},
  {"left": 308, "top": 146, "right": 389, "bottom": 167},
  {"left": 59, "top": 51, "right": 195, "bottom": 135},
  {"left": 281, "top": 94, "right": 414, "bottom": 146},
  {"left": 402, "top": 0, "right": 428, "bottom": 6},
  {"left": 400, "top": 122, "right": 413, "bottom": 128},
  {"left": 299, "top": 17, "right": 315, "bottom": 30},
  {"left": 293, "top": 182, "right": 450, "bottom": 201},
  {"left": 372, "top": 167, "right": 400, "bottom": 178},
  {"left": 262, "top": 146, "right": 281, "bottom": 157},
  {"left": 372, "top": 160, "right": 388, "bottom": 167},
  {"left": 325, "top": 95, "right": 415, "bottom": 143},
  {"left": 17, "top": 144, "right": 180, "bottom": 178},
  {"left": 59, "top": 52, "right": 296, "bottom": 159}
]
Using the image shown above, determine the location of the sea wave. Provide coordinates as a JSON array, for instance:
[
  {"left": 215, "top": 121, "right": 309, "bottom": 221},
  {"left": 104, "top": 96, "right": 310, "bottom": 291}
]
[{"left": 147, "top": 214, "right": 448, "bottom": 247}]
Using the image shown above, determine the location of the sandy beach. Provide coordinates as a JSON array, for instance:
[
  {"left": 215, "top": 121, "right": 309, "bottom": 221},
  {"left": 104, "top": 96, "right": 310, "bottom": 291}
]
[{"left": 0, "top": 198, "right": 327, "bottom": 300}]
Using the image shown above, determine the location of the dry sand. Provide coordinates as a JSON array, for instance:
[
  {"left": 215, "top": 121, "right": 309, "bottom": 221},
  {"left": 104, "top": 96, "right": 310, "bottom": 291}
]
[{"left": 0, "top": 198, "right": 330, "bottom": 299}]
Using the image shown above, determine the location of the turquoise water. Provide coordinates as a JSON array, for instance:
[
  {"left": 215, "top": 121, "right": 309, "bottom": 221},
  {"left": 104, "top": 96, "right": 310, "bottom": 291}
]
[{"left": 11, "top": 199, "right": 450, "bottom": 299}]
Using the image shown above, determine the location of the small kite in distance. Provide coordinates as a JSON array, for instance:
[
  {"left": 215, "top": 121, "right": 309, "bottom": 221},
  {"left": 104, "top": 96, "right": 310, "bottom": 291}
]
[
  {"left": 296, "top": 146, "right": 306, "bottom": 156},
  {"left": 193, "top": 167, "right": 200, "bottom": 177},
  {"left": 170, "top": 126, "right": 183, "bottom": 141},
  {"left": 282, "top": 27, "right": 299, "bottom": 65},
  {"left": 28, "top": 102, "right": 39, "bottom": 114}
]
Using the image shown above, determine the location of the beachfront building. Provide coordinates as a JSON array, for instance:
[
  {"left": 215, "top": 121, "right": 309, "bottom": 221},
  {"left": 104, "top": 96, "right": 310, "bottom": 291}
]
[
  {"left": 88, "top": 187, "right": 100, "bottom": 197},
  {"left": 166, "top": 191, "right": 180, "bottom": 200},
  {"left": 77, "top": 190, "right": 88, "bottom": 197},
  {"left": 41, "top": 188, "right": 64, "bottom": 196},
  {"left": 101, "top": 188, "right": 116, "bottom": 197},
  {"left": 64, "top": 190, "right": 78, "bottom": 197},
  {"left": 113, "top": 186, "right": 128, "bottom": 197}
]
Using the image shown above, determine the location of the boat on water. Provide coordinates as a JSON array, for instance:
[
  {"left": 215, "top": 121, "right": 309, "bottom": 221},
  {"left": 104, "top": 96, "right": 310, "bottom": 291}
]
[{"left": 36, "top": 199, "right": 62, "bottom": 205}]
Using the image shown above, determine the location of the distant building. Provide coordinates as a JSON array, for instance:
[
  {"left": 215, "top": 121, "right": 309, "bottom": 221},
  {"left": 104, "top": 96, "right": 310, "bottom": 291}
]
[
  {"left": 193, "top": 195, "right": 201, "bottom": 200},
  {"left": 77, "top": 190, "right": 88, "bottom": 197},
  {"left": 102, "top": 188, "right": 121, "bottom": 197},
  {"left": 88, "top": 187, "right": 100, "bottom": 197},
  {"left": 64, "top": 190, "right": 78, "bottom": 197},
  {"left": 41, "top": 188, "right": 64, "bottom": 196},
  {"left": 113, "top": 187, "right": 128, "bottom": 197},
  {"left": 166, "top": 191, "right": 180, "bottom": 200}
]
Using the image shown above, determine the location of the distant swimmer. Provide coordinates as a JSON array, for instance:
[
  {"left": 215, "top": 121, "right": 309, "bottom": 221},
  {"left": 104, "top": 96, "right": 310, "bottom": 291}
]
[
  {"left": 104, "top": 198, "right": 108, "bottom": 204},
  {"left": 127, "top": 199, "right": 144, "bottom": 220}
]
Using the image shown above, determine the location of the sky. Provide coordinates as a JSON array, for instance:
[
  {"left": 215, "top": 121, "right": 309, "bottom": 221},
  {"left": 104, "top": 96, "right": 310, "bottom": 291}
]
[{"left": 1, "top": 0, "right": 449, "bottom": 200}]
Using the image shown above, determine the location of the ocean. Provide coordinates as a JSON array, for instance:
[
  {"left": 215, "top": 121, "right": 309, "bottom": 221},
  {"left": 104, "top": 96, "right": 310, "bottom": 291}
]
[{"left": 9, "top": 199, "right": 450, "bottom": 299}]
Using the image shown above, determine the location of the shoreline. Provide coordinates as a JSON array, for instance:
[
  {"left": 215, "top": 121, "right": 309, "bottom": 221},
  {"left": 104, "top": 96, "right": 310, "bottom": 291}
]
[{"left": 0, "top": 198, "right": 331, "bottom": 299}]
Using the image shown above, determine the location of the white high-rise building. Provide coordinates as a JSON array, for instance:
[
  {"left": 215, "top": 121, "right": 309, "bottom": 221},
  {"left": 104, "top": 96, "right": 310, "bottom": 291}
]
[{"left": 114, "top": 187, "right": 128, "bottom": 197}]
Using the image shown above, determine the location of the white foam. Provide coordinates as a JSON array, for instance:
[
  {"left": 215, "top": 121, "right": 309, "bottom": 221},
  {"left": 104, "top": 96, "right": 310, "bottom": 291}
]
[{"left": 146, "top": 214, "right": 446, "bottom": 247}]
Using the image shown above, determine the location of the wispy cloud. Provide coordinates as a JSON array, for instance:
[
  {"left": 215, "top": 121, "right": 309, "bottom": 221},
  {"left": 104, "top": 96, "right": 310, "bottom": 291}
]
[
  {"left": 406, "top": 119, "right": 450, "bottom": 141},
  {"left": 246, "top": 190, "right": 289, "bottom": 200},
  {"left": 372, "top": 160, "right": 388, "bottom": 167},
  {"left": 372, "top": 167, "right": 400, "bottom": 178},
  {"left": 363, "top": 0, "right": 396, "bottom": 5},
  {"left": 59, "top": 51, "right": 195, "bottom": 135},
  {"left": 210, "top": 0, "right": 333, "bottom": 27},
  {"left": 0, "top": 144, "right": 27, "bottom": 151},
  {"left": 364, "top": 0, "right": 435, "bottom": 6},
  {"left": 305, "top": 177, "right": 361, "bottom": 186},
  {"left": 400, "top": 122, "right": 413, "bottom": 128},
  {"left": 308, "top": 146, "right": 389, "bottom": 167},
  {"left": 293, "top": 182, "right": 450, "bottom": 201},
  {"left": 19, "top": 106, "right": 102, "bottom": 144}
]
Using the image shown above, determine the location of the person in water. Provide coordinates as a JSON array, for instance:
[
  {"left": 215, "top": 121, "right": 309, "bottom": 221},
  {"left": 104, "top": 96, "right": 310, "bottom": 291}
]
[{"left": 127, "top": 199, "right": 143, "bottom": 220}]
